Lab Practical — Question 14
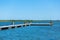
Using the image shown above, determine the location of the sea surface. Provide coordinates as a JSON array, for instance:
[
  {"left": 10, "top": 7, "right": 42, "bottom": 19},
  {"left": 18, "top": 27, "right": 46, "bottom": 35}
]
[{"left": 0, "top": 21, "right": 60, "bottom": 40}]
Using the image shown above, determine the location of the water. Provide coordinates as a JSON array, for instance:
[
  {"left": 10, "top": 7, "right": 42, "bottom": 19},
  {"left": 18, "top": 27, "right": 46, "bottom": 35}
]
[
  {"left": 0, "top": 21, "right": 60, "bottom": 40},
  {"left": 0, "top": 22, "right": 24, "bottom": 26}
]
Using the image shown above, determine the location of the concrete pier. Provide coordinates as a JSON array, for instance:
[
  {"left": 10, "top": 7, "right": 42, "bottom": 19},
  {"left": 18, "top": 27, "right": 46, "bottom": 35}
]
[
  {"left": 0, "top": 24, "right": 29, "bottom": 30},
  {"left": 30, "top": 23, "right": 52, "bottom": 26},
  {"left": 0, "top": 22, "right": 53, "bottom": 30}
]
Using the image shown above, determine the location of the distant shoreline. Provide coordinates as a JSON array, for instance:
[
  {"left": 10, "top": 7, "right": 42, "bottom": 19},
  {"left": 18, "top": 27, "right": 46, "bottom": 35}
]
[{"left": 0, "top": 20, "right": 60, "bottom": 22}]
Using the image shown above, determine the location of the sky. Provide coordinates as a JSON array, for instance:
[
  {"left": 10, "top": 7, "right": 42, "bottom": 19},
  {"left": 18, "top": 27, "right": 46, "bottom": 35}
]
[{"left": 0, "top": 0, "right": 60, "bottom": 20}]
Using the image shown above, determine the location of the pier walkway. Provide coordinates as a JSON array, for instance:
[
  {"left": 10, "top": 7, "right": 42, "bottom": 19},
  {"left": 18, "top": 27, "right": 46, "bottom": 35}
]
[{"left": 0, "top": 23, "right": 53, "bottom": 30}]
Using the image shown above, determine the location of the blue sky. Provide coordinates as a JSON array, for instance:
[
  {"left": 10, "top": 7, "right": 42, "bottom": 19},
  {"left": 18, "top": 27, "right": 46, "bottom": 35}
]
[{"left": 0, "top": 0, "right": 60, "bottom": 20}]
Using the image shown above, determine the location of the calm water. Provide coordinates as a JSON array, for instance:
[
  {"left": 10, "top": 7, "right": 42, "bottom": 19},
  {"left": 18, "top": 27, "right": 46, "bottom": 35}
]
[
  {"left": 0, "top": 21, "right": 60, "bottom": 40},
  {"left": 0, "top": 22, "right": 24, "bottom": 26}
]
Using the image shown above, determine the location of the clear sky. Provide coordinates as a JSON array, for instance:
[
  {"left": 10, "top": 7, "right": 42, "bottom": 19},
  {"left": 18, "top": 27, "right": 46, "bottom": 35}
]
[{"left": 0, "top": 0, "right": 60, "bottom": 20}]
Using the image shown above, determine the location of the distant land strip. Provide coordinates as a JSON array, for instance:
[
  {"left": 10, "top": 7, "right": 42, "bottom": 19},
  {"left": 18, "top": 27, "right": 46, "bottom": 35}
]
[{"left": 0, "top": 20, "right": 60, "bottom": 22}]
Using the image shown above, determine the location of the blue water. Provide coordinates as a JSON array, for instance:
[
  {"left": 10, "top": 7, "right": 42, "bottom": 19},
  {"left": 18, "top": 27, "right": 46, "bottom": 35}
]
[
  {"left": 0, "top": 22, "right": 24, "bottom": 26},
  {"left": 0, "top": 21, "right": 60, "bottom": 40}
]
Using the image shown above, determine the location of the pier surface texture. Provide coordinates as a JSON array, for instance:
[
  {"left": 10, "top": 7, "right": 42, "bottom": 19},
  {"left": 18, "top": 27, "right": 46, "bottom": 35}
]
[{"left": 0, "top": 23, "right": 52, "bottom": 30}]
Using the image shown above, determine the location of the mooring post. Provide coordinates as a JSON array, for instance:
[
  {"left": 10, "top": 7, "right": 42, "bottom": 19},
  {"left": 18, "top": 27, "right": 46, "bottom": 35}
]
[
  {"left": 50, "top": 20, "right": 53, "bottom": 26},
  {"left": 29, "top": 22, "right": 32, "bottom": 26},
  {"left": 12, "top": 21, "right": 15, "bottom": 25}
]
